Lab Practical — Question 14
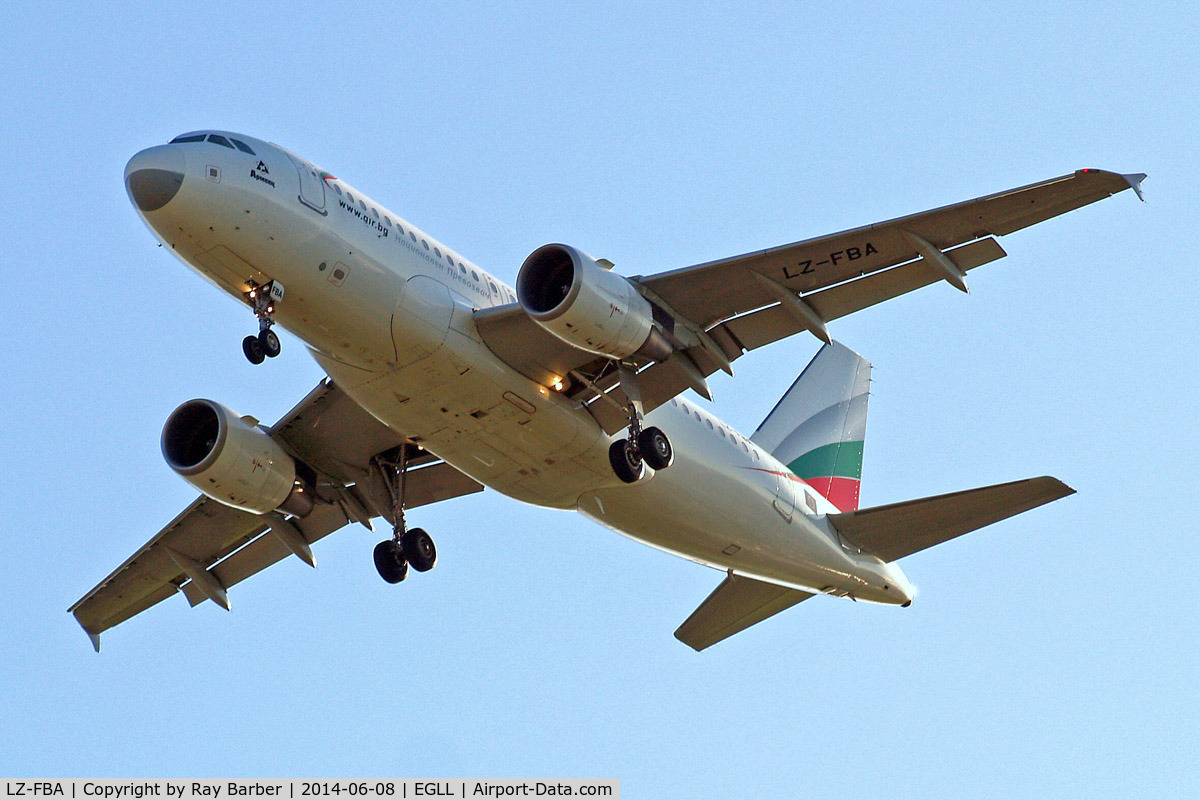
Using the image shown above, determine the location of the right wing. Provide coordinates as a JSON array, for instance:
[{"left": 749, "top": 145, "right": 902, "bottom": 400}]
[
  {"left": 828, "top": 476, "right": 1075, "bottom": 563},
  {"left": 69, "top": 380, "right": 483, "bottom": 650},
  {"left": 674, "top": 572, "right": 815, "bottom": 652}
]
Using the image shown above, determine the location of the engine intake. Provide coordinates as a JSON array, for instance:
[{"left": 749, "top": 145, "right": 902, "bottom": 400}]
[
  {"left": 162, "top": 399, "right": 313, "bottom": 516},
  {"left": 516, "top": 244, "right": 672, "bottom": 361}
]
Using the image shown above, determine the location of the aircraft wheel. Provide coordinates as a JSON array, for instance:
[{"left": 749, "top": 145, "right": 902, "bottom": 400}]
[
  {"left": 242, "top": 335, "right": 265, "bottom": 365},
  {"left": 402, "top": 527, "right": 437, "bottom": 572},
  {"left": 258, "top": 328, "right": 281, "bottom": 358},
  {"left": 373, "top": 540, "right": 408, "bottom": 583},
  {"left": 608, "top": 439, "right": 645, "bottom": 484},
  {"left": 638, "top": 426, "right": 673, "bottom": 470}
]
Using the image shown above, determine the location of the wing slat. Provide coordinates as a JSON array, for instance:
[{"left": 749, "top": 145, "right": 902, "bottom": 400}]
[{"left": 641, "top": 170, "right": 1139, "bottom": 329}]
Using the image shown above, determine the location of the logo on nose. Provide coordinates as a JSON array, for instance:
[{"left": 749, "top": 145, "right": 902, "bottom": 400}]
[{"left": 256, "top": 161, "right": 269, "bottom": 174}]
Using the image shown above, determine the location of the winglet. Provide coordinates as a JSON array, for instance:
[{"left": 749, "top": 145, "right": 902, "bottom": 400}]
[
  {"left": 1122, "top": 172, "right": 1147, "bottom": 202},
  {"left": 87, "top": 630, "right": 101, "bottom": 653}
]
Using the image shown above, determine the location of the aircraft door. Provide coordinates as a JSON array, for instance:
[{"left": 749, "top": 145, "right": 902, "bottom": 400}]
[
  {"left": 282, "top": 150, "right": 327, "bottom": 215},
  {"left": 772, "top": 473, "right": 796, "bottom": 523}
]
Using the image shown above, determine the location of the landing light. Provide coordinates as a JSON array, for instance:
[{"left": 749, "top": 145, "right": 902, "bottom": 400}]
[{"left": 552, "top": 378, "right": 565, "bottom": 392}]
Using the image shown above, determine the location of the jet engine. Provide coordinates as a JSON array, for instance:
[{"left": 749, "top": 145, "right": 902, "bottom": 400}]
[
  {"left": 516, "top": 244, "right": 673, "bottom": 361},
  {"left": 161, "top": 399, "right": 313, "bottom": 516}
]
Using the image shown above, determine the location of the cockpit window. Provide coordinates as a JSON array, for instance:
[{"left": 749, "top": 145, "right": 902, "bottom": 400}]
[
  {"left": 170, "top": 134, "right": 206, "bottom": 143},
  {"left": 228, "top": 138, "right": 256, "bottom": 154},
  {"left": 207, "top": 134, "right": 235, "bottom": 149}
]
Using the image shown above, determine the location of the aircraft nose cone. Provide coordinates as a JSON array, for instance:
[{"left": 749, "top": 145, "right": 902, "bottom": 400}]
[{"left": 125, "top": 145, "right": 186, "bottom": 212}]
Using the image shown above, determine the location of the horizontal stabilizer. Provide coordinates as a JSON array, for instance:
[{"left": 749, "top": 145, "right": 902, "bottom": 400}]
[
  {"left": 674, "top": 572, "right": 814, "bottom": 651},
  {"left": 828, "top": 476, "right": 1074, "bottom": 563}
]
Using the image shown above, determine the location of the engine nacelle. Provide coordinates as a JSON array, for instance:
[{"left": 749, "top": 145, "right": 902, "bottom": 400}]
[
  {"left": 161, "top": 399, "right": 313, "bottom": 516},
  {"left": 516, "top": 244, "right": 672, "bottom": 361}
]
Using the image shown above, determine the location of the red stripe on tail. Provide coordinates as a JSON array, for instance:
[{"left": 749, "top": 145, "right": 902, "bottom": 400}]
[{"left": 802, "top": 476, "right": 862, "bottom": 512}]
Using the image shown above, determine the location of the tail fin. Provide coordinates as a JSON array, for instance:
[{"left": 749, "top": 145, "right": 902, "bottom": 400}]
[{"left": 751, "top": 342, "right": 871, "bottom": 512}]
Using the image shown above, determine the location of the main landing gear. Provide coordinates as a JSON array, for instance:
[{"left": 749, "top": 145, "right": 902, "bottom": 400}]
[
  {"left": 371, "top": 446, "right": 438, "bottom": 584},
  {"left": 607, "top": 363, "right": 674, "bottom": 484},
  {"left": 242, "top": 279, "right": 284, "bottom": 364}
]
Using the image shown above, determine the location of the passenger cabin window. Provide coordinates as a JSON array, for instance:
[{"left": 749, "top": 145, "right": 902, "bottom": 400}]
[
  {"left": 434, "top": 247, "right": 442, "bottom": 258},
  {"left": 229, "top": 138, "right": 256, "bottom": 154},
  {"left": 422, "top": 240, "right": 430, "bottom": 250},
  {"left": 333, "top": 184, "right": 343, "bottom": 195},
  {"left": 471, "top": 271, "right": 479, "bottom": 281},
  {"left": 410, "top": 232, "right": 417, "bottom": 242},
  {"left": 371, "top": 207, "right": 380, "bottom": 219},
  {"left": 488, "top": 281, "right": 498, "bottom": 293},
  {"left": 170, "top": 134, "right": 206, "bottom": 143},
  {"left": 207, "top": 134, "right": 235, "bottom": 149}
]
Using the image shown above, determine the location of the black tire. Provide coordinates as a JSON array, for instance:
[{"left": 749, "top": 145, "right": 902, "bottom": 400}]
[
  {"left": 258, "top": 328, "right": 281, "bottom": 358},
  {"left": 373, "top": 540, "right": 408, "bottom": 583},
  {"left": 638, "top": 426, "right": 673, "bottom": 470},
  {"left": 242, "top": 334, "right": 265, "bottom": 365},
  {"left": 402, "top": 527, "right": 437, "bottom": 572},
  {"left": 608, "top": 439, "right": 645, "bottom": 483}
]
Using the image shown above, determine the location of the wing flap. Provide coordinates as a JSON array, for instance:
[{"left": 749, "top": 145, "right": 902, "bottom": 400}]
[
  {"left": 828, "top": 476, "right": 1075, "bottom": 563},
  {"left": 674, "top": 572, "right": 815, "bottom": 651},
  {"left": 179, "top": 500, "right": 351, "bottom": 606},
  {"left": 641, "top": 169, "right": 1139, "bottom": 330},
  {"left": 69, "top": 497, "right": 268, "bottom": 636},
  {"left": 717, "top": 237, "right": 1005, "bottom": 354}
]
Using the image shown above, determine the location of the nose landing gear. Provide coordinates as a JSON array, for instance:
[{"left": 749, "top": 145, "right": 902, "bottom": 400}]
[
  {"left": 242, "top": 280, "right": 284, "bottom": 364},
  {"left": 371, "top": 446, "right": 438, "bottom": 583}
]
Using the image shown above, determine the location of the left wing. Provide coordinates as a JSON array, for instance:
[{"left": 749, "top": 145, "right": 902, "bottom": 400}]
[
  {"left": 69, "top": 380, "right": 483, "bottom": 650},
  {"left": 477, "top": 170, "right": 1143, "bottom": 434}
]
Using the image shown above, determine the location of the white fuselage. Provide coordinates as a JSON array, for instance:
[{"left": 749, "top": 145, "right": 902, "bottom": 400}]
[{"left": 126, "top": 132, "right": 914, "bottom": 605}]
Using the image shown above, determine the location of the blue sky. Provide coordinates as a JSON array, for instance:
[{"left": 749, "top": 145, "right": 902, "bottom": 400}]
[{"left": 1, "top": 1, "right": 1196, "bottom": 795}]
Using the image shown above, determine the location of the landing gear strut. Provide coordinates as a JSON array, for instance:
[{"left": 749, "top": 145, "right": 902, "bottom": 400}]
[
  {"left": 242, "top": 280, "right": 284, "bottom": 364},
  {"left": 608, "top": 363, "right": 673, "bottom": 483},
  {"left": 371, "top": 445, "right": 438, "bottom": 583}
]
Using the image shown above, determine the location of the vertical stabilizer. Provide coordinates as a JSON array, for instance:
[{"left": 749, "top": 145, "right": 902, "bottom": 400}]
[{"left": 751, "top": 342, "right": 871, "bottom": 511}]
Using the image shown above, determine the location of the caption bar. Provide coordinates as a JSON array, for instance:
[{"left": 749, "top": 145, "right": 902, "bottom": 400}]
[{"left": 2, "top": 783, "right": 618, "bottom": 799}]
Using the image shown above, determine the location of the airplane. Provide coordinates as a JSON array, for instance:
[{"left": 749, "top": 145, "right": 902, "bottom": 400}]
[{"left": 70, "top": 130, "right": 1144, "bottom": 651}]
